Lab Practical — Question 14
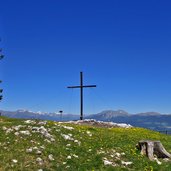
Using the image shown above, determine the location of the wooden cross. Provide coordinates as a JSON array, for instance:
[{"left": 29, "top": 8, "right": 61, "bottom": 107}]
[{"left": 67, "top": 72, "right": 96, "bottom": 120}]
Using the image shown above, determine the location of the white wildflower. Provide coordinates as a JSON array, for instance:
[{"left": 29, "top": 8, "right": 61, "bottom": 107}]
[
  {"left": 86, "top": 131, "right": 92, "bottom": 136},
  {"left": 73, "top": 154, "right": 78, "bottom": 158},
  {"left": 67, "top": 156, "right": 71, "bottom": 159},
  {"left": 12, "top": 159, "right": 18, "bottom": 163}
]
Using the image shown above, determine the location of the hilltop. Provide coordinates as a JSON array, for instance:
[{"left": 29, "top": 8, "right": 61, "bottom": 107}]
[{"left": 0, "top": 117, "right": 171, "bottom": 170}]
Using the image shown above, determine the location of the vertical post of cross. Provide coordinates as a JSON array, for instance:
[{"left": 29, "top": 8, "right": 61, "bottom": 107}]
[
  {"left": 0, "top": 40, "right": 4, "bottom": 104},
  {"left": 80, "top": 72, "right": 83, "bottom": 120}
]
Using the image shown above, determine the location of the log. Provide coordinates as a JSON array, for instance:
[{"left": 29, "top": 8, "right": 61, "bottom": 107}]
[{"left": 137, "top": 140, "right": 171, "bottom": 160}]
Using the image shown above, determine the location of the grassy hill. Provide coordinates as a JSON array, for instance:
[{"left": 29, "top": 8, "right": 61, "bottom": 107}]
[{"left": 0, "top": 117, "right": 171, "bottom": 171}]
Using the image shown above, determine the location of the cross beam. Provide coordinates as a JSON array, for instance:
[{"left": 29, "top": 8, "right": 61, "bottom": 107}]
[{"left": 67, "top": 72, "right": 96, "bottom": 120}]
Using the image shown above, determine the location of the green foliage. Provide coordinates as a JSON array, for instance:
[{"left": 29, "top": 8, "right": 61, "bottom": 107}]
[{"left": 0, "top": 117, "right": 171, "bottom": 171}]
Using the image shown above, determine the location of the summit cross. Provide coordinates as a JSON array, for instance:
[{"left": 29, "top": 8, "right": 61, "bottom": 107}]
[{"left": 67, "top": 72, "right": 96, "bottom": 120}]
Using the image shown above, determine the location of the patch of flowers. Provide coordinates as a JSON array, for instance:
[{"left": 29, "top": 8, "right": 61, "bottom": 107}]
[{"left": 86, "top": 131, "right": 92, "bottom": 136}]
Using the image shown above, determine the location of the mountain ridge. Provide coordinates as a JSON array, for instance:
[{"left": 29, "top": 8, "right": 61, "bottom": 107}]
[{"left": 1, "top": 109, "right": 171, "bottom": 131}]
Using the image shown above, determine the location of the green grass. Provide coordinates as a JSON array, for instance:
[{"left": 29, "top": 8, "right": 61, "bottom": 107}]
[{"left": 0, "top": 116, "right": 171, "bottom": 171}]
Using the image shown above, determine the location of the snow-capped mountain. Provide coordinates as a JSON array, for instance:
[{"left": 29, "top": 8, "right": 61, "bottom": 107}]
[{"left": 0, "top": 109, "right": 79, "bottom": 121}]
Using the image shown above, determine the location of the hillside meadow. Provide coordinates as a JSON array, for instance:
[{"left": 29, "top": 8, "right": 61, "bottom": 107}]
[{"left": 0, "top": 117, "right": 171, "bottom": 171}]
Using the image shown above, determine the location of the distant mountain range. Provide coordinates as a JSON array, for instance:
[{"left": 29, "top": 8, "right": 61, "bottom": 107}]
[
  {"left": 1, "top": 109, "right": 171, "bottom": 132},
  {"left": 0, "top": 109, "right": 79, "bottom": 121},
  {"left": 86, "top": 110, "right": 171, "bottom": 132}
]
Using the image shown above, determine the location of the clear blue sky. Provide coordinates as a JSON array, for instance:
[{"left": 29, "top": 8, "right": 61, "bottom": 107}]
[{"left": 0, "top": 0, "right": 171, "bottom": 114}]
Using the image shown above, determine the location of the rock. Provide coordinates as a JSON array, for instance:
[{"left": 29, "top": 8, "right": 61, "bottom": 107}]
[
  {"left": 67, "top": 156, "right": 71, "bottom": 159},
  {"left": 36, "top": 157, "right": 43, "bottom": 162},
  {"left": 20, "top": 130, "right": 30, "bottom": 135},
  {"left": 66, "top": 119, "right": 132, "bottom": 128},
  {"left": 36, "top": 150, "right": 42, "bottom": 155},
  {"left": 103, "top": 159, "right": 113, "bottom": 165},
  {"left": 26, "top": 148, "right": 33, "bottom": 153},
  {"left": 121, "top": 161, "right": 133, "bottom": 166},
  {"left": 48, "top": 154, "right": 54, "bottom": 161},
  {"left": 14, "top": 132, "right": 20, "bottom": 136}
]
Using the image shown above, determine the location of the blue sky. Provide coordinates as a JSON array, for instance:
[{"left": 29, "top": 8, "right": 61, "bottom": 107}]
[{"left": 0, "top": 0, "right": 171, "bottom": 114}]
